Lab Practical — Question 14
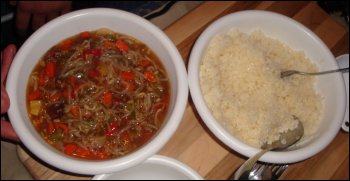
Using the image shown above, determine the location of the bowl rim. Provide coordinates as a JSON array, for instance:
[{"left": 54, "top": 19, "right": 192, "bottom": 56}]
[
  {"left": 6, "top": 8, "right": 188, "bottom": 174},
  {"left": 92, "top": 155, "right": 203, "bottom": 180},
  {"left": 188, "top": 10, "right": 347, "bottom": 163}
]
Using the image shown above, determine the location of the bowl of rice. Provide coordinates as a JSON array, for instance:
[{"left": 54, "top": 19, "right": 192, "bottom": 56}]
[{"left": 188, "top": 10, "right": 347, "bottom": 163}]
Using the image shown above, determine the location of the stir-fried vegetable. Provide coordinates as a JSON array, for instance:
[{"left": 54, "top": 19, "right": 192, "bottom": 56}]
[
  {"left": 45, "top": 62, "right": 56, "bottom": 78},
  {"left": 105, "top": 121, "right": 119, "bottom": 136},
  {"left": 60, "top": 39, "right": 73, "bottom": 50},
  {"left": 103, "top": 91, "right": 113, "bottom": 108},
  {"left": 79, "top": 31, "right": 91, "bottom": 39},
  {"left": 144, "top": 71, "right": 156, "bottom": 82},
  {"left": 121, "top": 71, "right": 135, "bottom": 81},
  {"left": 28, "top": 90, "right": 42, "bottom": 101},
  {"left": 70, "top": 105, "right": 80, "bottom": 116},
  {"left": 29, "top": 100, "right": 42, "bottom": 115},
  {"left": 116, "top": 40, "right": 129, "bottom": 52},
  {"left": 50, "top": 92, "right": 61, "bottom": 102},
  {"left": 64, "top": 143, "right": 90, "bottom": 158}
]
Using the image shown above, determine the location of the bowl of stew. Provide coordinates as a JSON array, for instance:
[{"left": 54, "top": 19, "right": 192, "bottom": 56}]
[{"left": 6, "top": 8, "right": 188, "bottom": 175}]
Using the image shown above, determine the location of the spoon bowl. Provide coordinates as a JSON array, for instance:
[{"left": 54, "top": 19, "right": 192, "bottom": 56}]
[
  {"left": 262, "top": 118, "right": 304, "bottom": 150},
  {"left": 234, "top": 120, "right": 304, "bottom": 180}
]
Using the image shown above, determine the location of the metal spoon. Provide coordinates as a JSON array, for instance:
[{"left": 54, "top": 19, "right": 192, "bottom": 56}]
[
  {"left": 232, "top": 163, "right": 272, "bottom": 180},
  {"left": 233, "top": 119, "right": 304, "bottom": 180},
  {"left": 280, "top": 67, "right": 349, "bottom": 78}
]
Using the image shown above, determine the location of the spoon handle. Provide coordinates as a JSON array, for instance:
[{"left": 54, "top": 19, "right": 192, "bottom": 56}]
[
  {"left": 233, "top": 149, "right": 269, "bottom": 180},
  {"left": 305, "top": 67, "right": 349, "bottom": 75},
  {"left": 281, "top": 67, "right": 349, "bottom": 78}
]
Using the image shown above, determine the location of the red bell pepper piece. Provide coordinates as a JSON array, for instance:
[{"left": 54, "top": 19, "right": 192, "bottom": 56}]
[
  {"left": 45, "top": 62, "right": 55, "bottom": 78},
  {"left": 116, "top": 40, "right": 129, "bottom": 52}
]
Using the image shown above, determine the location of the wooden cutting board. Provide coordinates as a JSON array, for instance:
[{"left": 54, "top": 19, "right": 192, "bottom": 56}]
[{"left": 17, "top": 1, "right": 349, "bottom": 180}]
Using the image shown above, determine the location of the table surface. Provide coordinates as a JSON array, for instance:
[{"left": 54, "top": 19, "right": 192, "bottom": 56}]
[{"left": 17, "top": 1, "right": 349, "bottom": 180}]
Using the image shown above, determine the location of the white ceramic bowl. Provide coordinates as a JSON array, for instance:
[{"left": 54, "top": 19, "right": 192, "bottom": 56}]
[
  {"left": 188, "top": 10, "right": 347, "bottom": 163},
  {"left": 335, "top": 54, "right": 349, "bottom": 132},
  {"left": 92, "top": 155, "right": 203, "bottom": 180},
  {"left": 6, "top": 8, "right": 188, "bottom": 175}
]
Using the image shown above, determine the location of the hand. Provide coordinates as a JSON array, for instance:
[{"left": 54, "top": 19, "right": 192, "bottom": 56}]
[
  {"left": 1, "top": 44, "right": 19, "bottom": 142},
  {"left": 10, "top": 1, "right": 72, "bottom": 37}
]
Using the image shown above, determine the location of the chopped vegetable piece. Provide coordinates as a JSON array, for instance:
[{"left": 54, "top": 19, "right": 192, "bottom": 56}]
[
  {"left": 39, "top": 71, "right": 49, "bottom": 86},
  {"left": 47, "top": 122, "right": 56, "bottom": 134},
  {"left": 64, "top": 143, "right": 90, "bottom": 158},
  {"left": 84, "top": 49, "right": 101, "bottom": 57},
  {"left": 71, "top": 84, "right": 81, "bottom": 99},
  {"left": 139, "top": 59, "right": 151, "bottom": 67},
  {"left": 116, "top": 40, "right": 129, "bottom": 52},
  {"left": 47, "top": 103, "right": 64, "bottom": 119},
  {"left": 75, "top": 147, "right": 90, "bottom": 158},
  {"left": 28, "top": 90, "right": 42, "bottom": 101},
  {"left": 83, "top": 113, "right": 92, "bottom": 119},
  {"left": 95, "top": 149, "right": 111, "bottom": 159},
  {"left": 50, "top": 92, "right": 61, "bottom": 102},
  {"left": 60, "top": 39, "right": 72, "bottom": 50},
  {"left": 49, "top": 129, "right": 63, "bottom": 141},
  {"left": 120, "top": 132, "right": 130, "bottom": 146},
  {"left": 121, "top": 71, "right": 135, "bottom": 81},
  {"left": 144, "top": 71, "right": 156, "bottom": 82},
  {"left": 103, "top": 91, "right": 113, "bottom": 108},
  {"left": 103, "top": 41, "right": 114, "bottom": 49},
  {"left": 45, "top": 62, "right": 55, "bottom": 78},
  {"left": 96, "top": 63, "right": 108, "bottom": 76},
  {"left": 79, "top": 31, "right": 91, "bottom": 38},
  {"left": 64, "top": 143, "right": 77, "bottom": 155},
  {"left": 124, "top": 82, "right": 135, "bottom": 91},
  {"left": 70, "top": 106, "right": 80, "bottom": 116},
  {"left": 54, "top": 122, "right": 69, "bottom": 134},
  {"left": 29, "top": 100, "right": 42, "bottom": 115},
  {"left": 105, "top": 121, "right": 119, "bottom": 136}
]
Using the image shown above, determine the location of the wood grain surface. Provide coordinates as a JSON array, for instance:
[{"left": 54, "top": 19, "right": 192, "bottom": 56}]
[{"left": 17, "top": 1, "right": 349, "bottom": 180}]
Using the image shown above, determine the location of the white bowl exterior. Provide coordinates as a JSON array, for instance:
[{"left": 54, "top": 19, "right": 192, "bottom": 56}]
[
  {"left": 7, "top": 8, "right": 188, "bottom": 174},
  {"left": 92, "top": 155, "right": 203, "bottom": 180},
  {"left": 188, "top": 10, "right": 346, "bottom": 163}
]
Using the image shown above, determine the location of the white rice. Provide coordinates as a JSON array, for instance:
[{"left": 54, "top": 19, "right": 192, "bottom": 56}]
[{"left": 199, "top": 30, "right": 323, "bottom": 148}]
